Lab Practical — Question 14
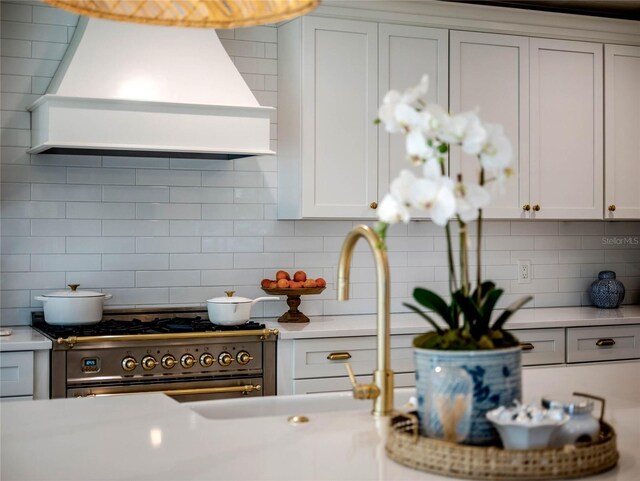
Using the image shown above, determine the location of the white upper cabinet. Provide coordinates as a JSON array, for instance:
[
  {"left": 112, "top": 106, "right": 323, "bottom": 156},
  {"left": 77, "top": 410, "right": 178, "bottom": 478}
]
[
  {"left": 278, "top": 17, "right": 447, "bottom": 219},
  {"left": 451, "top": 33, "right": 603, "bottom": 220},
  {"left": 529, "top": 38, "right": 603, "bottom": 219},
  {"left": 378, "top": 24, "right": 448, "bottom": 218},
  {"left": 450, "top": 31, "right": 530, "bottom": 219},
  {"left": 604, "top": 44, "right": 640, "bottom": 220},
  {"left": 278, "top": 17, "right": 378, "bottom": 219}
]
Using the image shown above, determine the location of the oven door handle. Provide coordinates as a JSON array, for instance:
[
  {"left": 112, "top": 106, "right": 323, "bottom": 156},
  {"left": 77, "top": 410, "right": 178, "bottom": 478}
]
[{"left": 74, "top": 384, "right": 262, "bottom": 398}]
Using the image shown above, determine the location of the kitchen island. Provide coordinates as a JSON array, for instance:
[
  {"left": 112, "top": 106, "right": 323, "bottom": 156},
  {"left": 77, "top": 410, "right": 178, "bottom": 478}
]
[{"left": 2, "top": 362, "right": 639, "bottom": 481}]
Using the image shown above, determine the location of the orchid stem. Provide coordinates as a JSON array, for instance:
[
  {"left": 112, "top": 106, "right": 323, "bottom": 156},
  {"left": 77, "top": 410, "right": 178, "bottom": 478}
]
[
  {"left": 445, "top": 222, "right": 457, "bottom": 295},
  {"left": 460, "top": 222, "right": 470, "bottom": 296},
  {"left": 477, "top": 168, "right": 485, "bottom": 303}
]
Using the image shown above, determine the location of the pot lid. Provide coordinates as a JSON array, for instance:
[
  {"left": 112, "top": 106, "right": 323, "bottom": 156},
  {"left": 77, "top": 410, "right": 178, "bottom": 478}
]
[
  {"left": 207, "top": 291, "right": 253, "bottom": 304},
  {"left": 42, "top": 284, "right": 108, "bottom": 298}
]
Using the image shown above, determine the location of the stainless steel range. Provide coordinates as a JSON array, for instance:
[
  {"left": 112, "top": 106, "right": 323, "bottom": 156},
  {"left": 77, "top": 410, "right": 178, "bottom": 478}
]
[{"left": 32, "top": 308, "right": 278, "bottom": 402}]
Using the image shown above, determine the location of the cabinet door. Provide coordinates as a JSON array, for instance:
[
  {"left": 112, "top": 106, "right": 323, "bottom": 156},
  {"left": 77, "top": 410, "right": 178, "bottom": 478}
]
[
  {"left": 378, "top": 23, "right": 448, "bottom": 219},
  {"left": 301, "top": 17, "right": 379, "bottom": 218},
  {"left": 604, "top": 44, "right": 640, "bottom": 219},
  {"left": 530, "top": 39, "right": 603, "bottom": 219},
  {"left": 450, "top": 31, "right": 530, "bottom": 219}
]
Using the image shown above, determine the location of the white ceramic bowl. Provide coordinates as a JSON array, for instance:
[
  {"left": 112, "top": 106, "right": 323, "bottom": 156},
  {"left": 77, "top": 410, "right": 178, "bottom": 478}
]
[{"left": 486, "top": 407, "right": 569, "bottom": 450}]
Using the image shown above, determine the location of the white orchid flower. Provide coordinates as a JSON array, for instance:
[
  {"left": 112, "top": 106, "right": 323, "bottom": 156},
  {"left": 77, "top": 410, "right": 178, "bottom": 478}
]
[
  {"left": 390, "top": 169, "right": 417, "bottom": 205},
  {"left": 378, "top": 90, "right": 403, "bottom": 133},
  {"left": 409, "top": 177, "right": 456, "bottom": 226},
  {"left": 405, "top": 130, "right": 434, "bottom": 162},
  {"left": 422, "top": 157, "right": 443, "bottom": 180},
  {"left": 394, "top": 104, "right": 423, "bottom": 132},
  {"left": 403, "top": 74, "right": 429, "bottom": 104},
  {"left": 480, "top": 124, "right": 512, "bottom": 172},
  {"left": 461, "top": 113, "right": 488, "bottom": 155},
  {"left": 376, "top": 193, "right": 411, "bottom": 224},
  {"left": 455, "top": 182, "right": 491, "bottom": 222}
]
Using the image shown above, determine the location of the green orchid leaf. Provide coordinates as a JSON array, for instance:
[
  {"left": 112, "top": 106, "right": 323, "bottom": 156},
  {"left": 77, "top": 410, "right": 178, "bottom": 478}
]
[
  {"left": 472, "top": 281, "right": 496, "bottom": 304},
  {"left": 491, "top": 295, "right": 533, "bottom": 331},
  {"left": 412, "top": 288, "right": 452, "bottom": 326},
  {"left": 403, "top": 302, "right": 445, "bottom": 335},
  {"left": 481, "top": 288, "right": 504, "bottom": 323},
  {"left": 452, "top": 291, "right": 482, "bottom": 323}
]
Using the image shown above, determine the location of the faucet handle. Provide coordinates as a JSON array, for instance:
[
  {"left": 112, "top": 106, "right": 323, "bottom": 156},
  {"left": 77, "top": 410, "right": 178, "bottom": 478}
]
[{"left": 344, "top": 363, "right": 380, "bottom": 400}]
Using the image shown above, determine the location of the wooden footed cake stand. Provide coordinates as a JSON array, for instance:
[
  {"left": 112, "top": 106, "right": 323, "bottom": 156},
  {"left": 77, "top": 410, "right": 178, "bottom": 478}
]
[{"left": 261, "top": 287, "right": 325, "bottom": 323}]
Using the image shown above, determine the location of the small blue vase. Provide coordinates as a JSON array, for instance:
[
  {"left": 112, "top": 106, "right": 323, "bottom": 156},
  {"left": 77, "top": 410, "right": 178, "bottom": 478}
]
[{"left": 590, "top": 271, "right": 625, "bottom": 308}]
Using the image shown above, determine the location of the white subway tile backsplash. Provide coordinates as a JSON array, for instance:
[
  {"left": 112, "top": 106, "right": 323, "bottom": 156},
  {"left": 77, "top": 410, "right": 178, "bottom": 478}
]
[
  {"left": 233, "top": 253, "right": 293, "bottom": 269},
  {"left": 66, "top": 202, "right": 135, "bottom": 219},
  {"left": 201, "top": 204, "right": 264, "bottom": 220},
  {"left": 31, "top": 153, "right": 101, "bottom": 167},
  {"left": 1, "top": 236, "right": 65, "bottom": 254},
  {"left": 201, "top": 268, "right": 263, "bottom": 286},
  {"left": 32, "top": 183, "right": 101, "bottom": 201},
  {"left": 31, "top": 254, "right": 101, "bottom": 272},
  {"left": 220, "top": 39, "right": 265, "bottom": 57},
  {"left": 1, "top": 110, "right": 30, "bottom": 129},
  {"left": 0, "top": 290, "right": 30, "bottom": 308},
  {"left": 234, "top": 56, "right": 277, "bottom": 75},
  {"left": 169, "top": 158, "right": 232, "bottom": 171},
  {"left": 201, "top": 237, "right": 263, "bottom": 253},
  {"left": 0, "top": 92, "right": 38, "bottom": 110},
  {"left": 31, "top": 219, "right": 101, "bottom": 236},
  {"left": 103, "top": 156, "right": 169, "bottom": 169},
  {"left": 170, "top": 253, "right": 234, "bottom": 270},
  {"left": 1, "top": 254, "right": 30, "bottom": 272},
  {"left": 103, "top": 185, "right": 169, "bottom": 203},
  {"left": 1, "top": 20, "right": 68, "bottom": 42},
  {"left": 1, "top": 183, "right": 28, "bottom": 200},
  {"left": 1, "top": 2, "right": 33, "bottom": 23},
  {"left": 66, "top": 237, "right": 135, "bottom": 254},
  {"left": 234, "top": 26, "right": 277, "bottom": 43},
  {"left": 170, "top": 187, "right": 233, "bottom": 203},
  {"left": 136, "top": 237, "right": 201, "bottom": 253},
  {"left": 31, "top": 40, "right": 67, "bottom": 60},
  {"left": 0, "top": 218, "right": 29, "bottom": 235},
  {"left": 1, "top": 38, "right": 31, "bottom": 58},
  {"left": 65, "top": 271, "right": 135, "bottom": 289},
  {"left": 1, "top": 271, "right": 65, "bottom": 290},
  {"left": 102, "top": 220, "right": 169, "bottom": 237},
  {"left": 136, "top": 203, "right": 201, "bottom": 220},
  {"left": 32, "top": 5, "right": 79, "bottom": 26},
  {"left": 559, "top": 250, "right": 605, "bottom": 264},
  {"left": 534, "top": 264, "right": 581, "bottom": 279},
  {"left": 104, "top": 287, "right": 169, "bottom": 306},
  {"left": 30, "top": 75, "right": 51, "bottom": 94},
  {"left": 234, "top": 220, "right": 294, "bottom": 236},
  {"left": 1, "top": 74, "right": 31, "bottom": 93},
  {"left": 136, "top": 169, "right": 201, "bottom": 186},
  {"left": 67, "top": 167, "right": 135, "bottom": 185},
  {"left": 169, "top": 287, "right": 215, "bottom": 304},
  {"left": 170, "top": 220, "right": 234, "bottom": 237},
  {"left": 1, "top": 56, "right": 59, "bottom": 77},
  {"left": 136, "top": 270, "right": 200, "bottom": 288},
  {"left": 202, "top": 171, "right": 263, "bottom": 187},
  {"left": 102, "top": 254, "right": 169, "bottom": 271},
  {"left": 2, "top": 164, "right": 66, "bottom": 183}
]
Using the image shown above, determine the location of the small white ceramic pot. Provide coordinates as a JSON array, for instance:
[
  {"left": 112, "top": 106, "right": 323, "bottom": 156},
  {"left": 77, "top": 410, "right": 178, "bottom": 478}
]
[
  {"left": 207, "top": 291, "right": 280, "bottom": 326},
  {"left": 35, "top": 284, "right": 112, "bottom": 325}
]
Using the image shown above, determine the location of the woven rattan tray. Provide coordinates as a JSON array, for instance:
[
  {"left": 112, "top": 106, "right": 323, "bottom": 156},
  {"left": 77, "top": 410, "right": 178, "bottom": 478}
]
[{"left": 386, "top": 412, "right": 619, "bottom": 480}]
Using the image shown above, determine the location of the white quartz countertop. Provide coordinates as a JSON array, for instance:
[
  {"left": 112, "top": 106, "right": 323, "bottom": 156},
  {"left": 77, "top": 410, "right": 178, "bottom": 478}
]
[
  {"left": 2, "top": 362, "right": 639, "bottom": 481},
  {"left": 266, "top": 306, "right": 640, "bottom": 339},
  {"left": 0, "top": 326, "right": 52, "bottom": 352}
]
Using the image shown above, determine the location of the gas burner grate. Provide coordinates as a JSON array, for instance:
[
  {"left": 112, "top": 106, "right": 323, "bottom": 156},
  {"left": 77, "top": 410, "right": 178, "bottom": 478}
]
[{"left": 31, "top": 313, "right": 266, "bottom": 339}]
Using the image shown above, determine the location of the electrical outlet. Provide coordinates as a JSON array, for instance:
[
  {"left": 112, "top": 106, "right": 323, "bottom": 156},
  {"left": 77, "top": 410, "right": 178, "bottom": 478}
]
[{"left": 517, "top": 260, "right": 531, "bottom": 284}]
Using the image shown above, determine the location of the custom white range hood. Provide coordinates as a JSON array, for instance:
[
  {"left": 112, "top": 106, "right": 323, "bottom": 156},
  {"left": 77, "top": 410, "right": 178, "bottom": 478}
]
[{"left": 28, "top": 18, "right": 274, "bottom": 159}]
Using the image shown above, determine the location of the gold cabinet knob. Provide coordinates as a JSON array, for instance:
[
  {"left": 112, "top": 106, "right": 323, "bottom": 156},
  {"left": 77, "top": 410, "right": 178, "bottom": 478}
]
[
  {"left": 533, "top": 204, "right": 540, "bottom": 212},
  {"left": 522, "top": 204, "right": 531, "bottom": 212},
  {"left": 121, "top": 356, "right": 138, "bottom": 372},
  {"left": 369, "top": 202, "right": 378, "bottom": 209},
  {"left": 199, "top": 353, "right": 215, "bottom": 367},
  {"left": 161, "top": 354, "right": 176, "bottom": 369},
  {"left": 608, "top": 205, "right": 616, "bottom": 212},
  {"left": 141, "top": 355, "right": 158, "bottom": 370},
  {"left": 218, "top": 352, "right": 234, "bottom": 367},
  {"left": 180, "top": 353, "right": 195, "bottom": 368},
  {"left": 236, "top": 351, "right": 253, "bottom": 365}
]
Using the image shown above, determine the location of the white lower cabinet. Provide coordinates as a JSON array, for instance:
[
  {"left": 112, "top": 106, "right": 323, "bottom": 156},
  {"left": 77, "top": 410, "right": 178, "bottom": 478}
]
[
  {"left": 566, "top": 325, "right": 640, "bottom": 363},
  {"left": 0, "top": 350, "right": 50, "bottom": 401},
  {"left": 278, "top": 328, "right": 567, "bottom": 395}
]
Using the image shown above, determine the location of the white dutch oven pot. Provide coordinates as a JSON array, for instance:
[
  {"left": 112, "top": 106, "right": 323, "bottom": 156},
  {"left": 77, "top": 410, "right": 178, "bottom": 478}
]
[
  {"left": 207, "top": 291, "right": 279, "bottom": 326},
  {"left": 35, "top": 284, "right": 112, "bottom": 325}
]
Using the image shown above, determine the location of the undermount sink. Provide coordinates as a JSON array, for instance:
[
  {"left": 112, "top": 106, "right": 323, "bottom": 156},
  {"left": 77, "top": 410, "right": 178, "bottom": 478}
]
[{"left": 185, "top": 388, "right": 416, "bottom": 420}]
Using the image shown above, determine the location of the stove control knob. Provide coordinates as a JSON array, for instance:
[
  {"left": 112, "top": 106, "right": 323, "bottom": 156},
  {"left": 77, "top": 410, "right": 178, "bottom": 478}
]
[
  {"left": 199, "top": 353, "right": 215, "bottom": 367},
  {"left": 218, "top": 352, "right": 234, "bottom": 367},
  {"left": 141, "top": 356, "right": 158, "bottom": 370},
  {"left": 161, "top": 355, "right": 176, "bottom": 369},
  {"left": 180, "top": 354, "right": 196, "bottom": 368},
  {"left": 122, "top": 357, "right": 138, "bottom": 372},
  {"left": 236, "top": 351, "right": 253, "bottom": 365}
]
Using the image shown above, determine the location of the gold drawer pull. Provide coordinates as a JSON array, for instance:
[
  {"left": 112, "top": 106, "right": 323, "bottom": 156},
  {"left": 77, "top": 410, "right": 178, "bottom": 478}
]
[
  {"left": 595, "top": 338, "right": 616, "bottom": 347},
  {"left": 519, "top": 342, "right": 535, "bottom": 351},
  {"left": 327, "top": 352, "right": 352, "bottom": 361}
]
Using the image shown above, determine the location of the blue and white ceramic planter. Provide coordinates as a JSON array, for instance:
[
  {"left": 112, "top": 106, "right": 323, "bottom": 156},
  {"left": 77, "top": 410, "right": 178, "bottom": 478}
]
[
  {"left": 414, "top": 346, "right": 522, "bottom": 446},
  {"left": 590, "top": 271, "right": 625, "bottom": 308}
]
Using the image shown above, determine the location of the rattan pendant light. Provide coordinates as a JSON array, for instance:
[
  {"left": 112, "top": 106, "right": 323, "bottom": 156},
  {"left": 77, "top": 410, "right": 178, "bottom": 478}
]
[{"left": 43, "top": 0, "right": 319, "bottom": 28}]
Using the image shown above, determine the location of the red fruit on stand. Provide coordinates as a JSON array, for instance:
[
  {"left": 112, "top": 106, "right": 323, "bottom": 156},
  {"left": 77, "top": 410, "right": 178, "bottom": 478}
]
[
  {"left": 276, "top": 270, "right": 290, "bottom": 281},
  {"left": 293, "top": 271, "right": 307, "bottom": 282},
  {"left": 316, "top": 278, "right": 327, "bottom": 287},
  {"left": 261, "top": 279, "right": 273, "bottom": 288}
]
